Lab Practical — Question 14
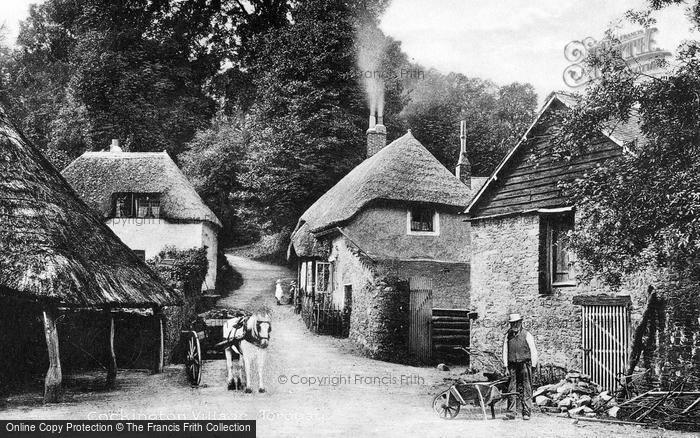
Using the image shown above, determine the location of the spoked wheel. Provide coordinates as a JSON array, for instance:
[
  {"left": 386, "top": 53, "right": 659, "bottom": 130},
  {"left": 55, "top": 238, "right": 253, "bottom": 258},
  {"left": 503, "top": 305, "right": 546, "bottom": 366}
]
[
  {"left": 184, "top": 331, "right": 202, "bottom": 386},
  {"left": 433, "top": 391, "right": 461, "bottom": 419}
]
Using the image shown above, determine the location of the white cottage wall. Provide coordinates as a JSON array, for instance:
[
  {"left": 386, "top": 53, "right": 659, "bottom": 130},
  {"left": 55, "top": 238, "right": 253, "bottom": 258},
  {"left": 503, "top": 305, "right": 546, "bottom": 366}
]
[{"left": 106, "top": 218, "right": 216, "bottom": 291}]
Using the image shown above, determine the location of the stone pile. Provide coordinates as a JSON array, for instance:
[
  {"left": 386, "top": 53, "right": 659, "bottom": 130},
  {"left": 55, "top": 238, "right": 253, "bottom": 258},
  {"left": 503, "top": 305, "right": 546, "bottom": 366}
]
[{"left": 533, "top": 372, "right": 619, "bottom": 417}]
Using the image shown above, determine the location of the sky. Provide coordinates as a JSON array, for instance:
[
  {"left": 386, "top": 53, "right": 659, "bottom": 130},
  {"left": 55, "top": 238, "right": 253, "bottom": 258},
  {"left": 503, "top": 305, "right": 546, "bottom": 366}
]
[
  {"left": 380, "top": 0, "right": 698, "bottom": 102},
  {"left": 0, "top": 0, "right": 36, "bottom": 44},
  {"left": 0, "top": 0, "right": 697, "bottom": 104}
]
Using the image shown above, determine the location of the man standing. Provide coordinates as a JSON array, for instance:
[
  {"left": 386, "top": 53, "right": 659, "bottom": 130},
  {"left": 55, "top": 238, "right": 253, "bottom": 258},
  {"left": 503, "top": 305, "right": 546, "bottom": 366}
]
[{"left": 502, "top": 313, "right": 538, "bottom": 420}]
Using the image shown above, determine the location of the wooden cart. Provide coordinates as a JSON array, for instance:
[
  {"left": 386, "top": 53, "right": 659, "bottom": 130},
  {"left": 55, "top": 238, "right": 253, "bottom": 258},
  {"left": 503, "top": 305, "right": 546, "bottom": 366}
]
[{"left": 180, "top": 308, "right": 248, "bottom": 386}]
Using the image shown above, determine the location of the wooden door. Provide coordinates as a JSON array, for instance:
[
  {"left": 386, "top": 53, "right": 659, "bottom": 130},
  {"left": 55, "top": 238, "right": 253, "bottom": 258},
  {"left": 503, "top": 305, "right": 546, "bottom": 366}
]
[
  {"left": 581, "top": 305, "right": 630, "bottom": 391},
  {"left": 409, "top": 277, "right": 433, "bottom": 363}
]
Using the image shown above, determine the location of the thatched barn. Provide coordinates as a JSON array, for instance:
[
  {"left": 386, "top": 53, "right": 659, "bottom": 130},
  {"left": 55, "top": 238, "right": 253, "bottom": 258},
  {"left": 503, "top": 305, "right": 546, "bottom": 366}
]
[
  {"left": 0, "top": 108, "right": 181, "bottom": 402},
  {"left": 289, "top": 118, "right": 485, "bottom": 363},
  {"left": 62, "top": 146, "right": 221, "bottom": 291}
]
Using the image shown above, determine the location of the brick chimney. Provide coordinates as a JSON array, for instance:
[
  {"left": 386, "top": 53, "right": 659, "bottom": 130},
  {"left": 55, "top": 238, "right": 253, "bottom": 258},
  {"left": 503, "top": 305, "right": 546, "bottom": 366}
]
[
  {"left": 109, "top": 139, "right": 122, "bottom": 153},
  {"left": 366, "top": 113, "right": 386, "bottom": 158},
  {"left": 456, "top": 120, "right": 471, "bottom": 188}
]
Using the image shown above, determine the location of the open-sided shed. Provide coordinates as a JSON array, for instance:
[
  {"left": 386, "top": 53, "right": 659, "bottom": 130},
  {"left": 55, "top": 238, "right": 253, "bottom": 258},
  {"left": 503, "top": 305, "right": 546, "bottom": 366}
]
[{"left": 0, "top": 107, "right": 181, "bottom": 402}]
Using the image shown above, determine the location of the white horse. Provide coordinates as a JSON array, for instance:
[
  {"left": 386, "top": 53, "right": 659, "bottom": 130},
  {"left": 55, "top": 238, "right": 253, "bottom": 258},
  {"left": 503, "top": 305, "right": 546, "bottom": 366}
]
[{"left": 222, "top": 311, "right": 271, "bottom": 393}]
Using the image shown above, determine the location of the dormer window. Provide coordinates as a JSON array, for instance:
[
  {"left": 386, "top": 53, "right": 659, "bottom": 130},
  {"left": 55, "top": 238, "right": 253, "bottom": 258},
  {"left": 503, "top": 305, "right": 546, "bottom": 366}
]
[
  {"left": 407, "top": 207, "right": 439, "bottom": 236},
  {"left": 113, "top": 193, "right": 161, "bottom": 218}
]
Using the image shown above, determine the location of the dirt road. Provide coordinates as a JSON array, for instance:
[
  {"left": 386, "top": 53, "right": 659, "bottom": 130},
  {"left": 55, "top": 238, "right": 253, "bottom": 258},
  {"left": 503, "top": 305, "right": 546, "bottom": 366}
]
[{"left": 0, "top": 256, "right": 692, "bottom": 437}]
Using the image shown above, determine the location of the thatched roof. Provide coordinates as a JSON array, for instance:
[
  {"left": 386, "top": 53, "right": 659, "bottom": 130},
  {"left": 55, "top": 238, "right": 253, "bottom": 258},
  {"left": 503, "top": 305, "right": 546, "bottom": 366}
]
[
  {"left": 0, "top": 109, "right": 181, "bottom": 308},
  {"left": 290, "top": 222, "right": 332, "bottom": 258},
  {"left": 288, "top": 132, "right": 480, "bottom": 259},
  {"left": 62, "top": 151, "right": 221, "bottom": 228},
  {"left": 298, "top": 131, "right": 475, "bottom": 234}
]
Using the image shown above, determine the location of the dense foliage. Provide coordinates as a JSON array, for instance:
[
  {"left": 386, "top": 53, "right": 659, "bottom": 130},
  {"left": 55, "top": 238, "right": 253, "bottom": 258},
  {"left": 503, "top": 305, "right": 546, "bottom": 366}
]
[
  {"left": 147, "top": 246, "right": 209, "bottom": 295},
  {"left": 401, "top": 74, "right": 537, "bottom": 176},
  {"left": 552, "top": 1, "right": 700, "bottom": 287},
  {"left": 0, "top": 0, "right": 233, "bottom": 164},
  {"left": 0, "top": 0, "right": 538, "bottom": 245}
]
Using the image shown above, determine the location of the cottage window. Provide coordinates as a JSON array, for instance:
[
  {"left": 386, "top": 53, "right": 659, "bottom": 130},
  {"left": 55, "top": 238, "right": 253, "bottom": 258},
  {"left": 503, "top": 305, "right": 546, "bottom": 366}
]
[
  {"left": 540, "top": 212, "right": 576, "bottom": 293},
  {"left": 316, "top": 262, "right": 332, "bottom": 293},
  {"left": 407, "top": 207, "right": 439, "bottom": 236},
  {"left": 112, "top": 193, "right": 161, "bottom": 218}
]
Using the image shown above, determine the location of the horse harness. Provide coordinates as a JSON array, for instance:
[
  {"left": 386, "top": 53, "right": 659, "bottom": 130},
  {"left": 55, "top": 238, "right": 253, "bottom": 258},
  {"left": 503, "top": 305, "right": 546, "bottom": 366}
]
[{"left": 223, "top": 315, "right": 271, "bottom": 354}]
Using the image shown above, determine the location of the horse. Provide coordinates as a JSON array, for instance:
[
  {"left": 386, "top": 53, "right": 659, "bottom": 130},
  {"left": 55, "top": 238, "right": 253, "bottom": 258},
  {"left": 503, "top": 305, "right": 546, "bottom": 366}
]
[{"left": 221, "top": 310, "right": 272, "bottom": 393}]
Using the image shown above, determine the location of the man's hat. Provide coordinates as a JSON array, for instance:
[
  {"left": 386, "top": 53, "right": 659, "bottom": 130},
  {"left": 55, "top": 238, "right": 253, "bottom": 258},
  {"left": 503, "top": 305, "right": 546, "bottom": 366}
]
[{"left": 508, "top": 313, "right": 523, "bottom": 323}]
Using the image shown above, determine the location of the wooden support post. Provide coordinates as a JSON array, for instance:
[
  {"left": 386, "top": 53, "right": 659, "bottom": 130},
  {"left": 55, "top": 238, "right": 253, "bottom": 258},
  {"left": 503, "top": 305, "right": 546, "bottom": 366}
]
[
  {"left": 42, "top": 307, "right": 62, "bottom": 403},
  {"left": 106, "top": 308, "right": 117, "bottom": 387},
  {"left": 153, "top": 306, "right": 164, "bottom": 374}
]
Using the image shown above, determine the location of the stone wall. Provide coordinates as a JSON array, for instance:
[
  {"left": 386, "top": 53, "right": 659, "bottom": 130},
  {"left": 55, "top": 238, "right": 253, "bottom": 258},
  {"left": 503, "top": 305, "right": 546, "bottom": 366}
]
[
  {"left": 656, "top": 275, "right": 700, "bottom": 389},
  {"left": 349, "top": 275, "right": 410, "bottom": 362},
  {"left": 330, "top": 237, "right": 411, "bottom": 361},
  {"left": 380, "top": 259, "right": 470, "bottom": 309},
  {"left": 470, "top": 213, "right": 655, "bottom": 371}
]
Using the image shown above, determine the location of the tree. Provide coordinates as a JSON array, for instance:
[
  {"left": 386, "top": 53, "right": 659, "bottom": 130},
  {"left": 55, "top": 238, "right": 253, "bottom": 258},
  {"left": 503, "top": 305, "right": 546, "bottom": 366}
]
[
  {"left": 237, "top": 0, "right": 401, "bottom": 232},
  {"left": 180, "top": 115, "right": 248, "bottom": 245},
  {"left": 400, "top": 72, "right": 537, "bottom": 176},
  {"left": 551, "top": 6, "right": 700, "bottom": 288},
  {"left": 1, "top": 0, "right": 226, "bottom": 165}
]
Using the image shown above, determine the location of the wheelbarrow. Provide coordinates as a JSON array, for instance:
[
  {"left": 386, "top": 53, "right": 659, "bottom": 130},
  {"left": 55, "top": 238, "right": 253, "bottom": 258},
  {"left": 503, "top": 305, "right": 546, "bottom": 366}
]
[{"left": 432, "top": 375, "right": 524, "bottom": 420}]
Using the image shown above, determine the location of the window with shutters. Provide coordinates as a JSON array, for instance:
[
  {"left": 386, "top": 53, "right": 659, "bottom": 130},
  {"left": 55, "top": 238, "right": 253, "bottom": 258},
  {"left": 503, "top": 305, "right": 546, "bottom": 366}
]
[{"left": 540, "top": 212, "right": 576, "bottom": 293}]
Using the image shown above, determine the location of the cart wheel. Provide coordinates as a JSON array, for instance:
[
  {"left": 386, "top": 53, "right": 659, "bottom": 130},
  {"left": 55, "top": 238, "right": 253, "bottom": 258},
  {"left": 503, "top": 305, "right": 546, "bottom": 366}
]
[
  {"left": 433, "top": 391, "right": 461, "bottom": 419},
  {"left": 184, "top": 331, "right": 202, "bottom": 386}
]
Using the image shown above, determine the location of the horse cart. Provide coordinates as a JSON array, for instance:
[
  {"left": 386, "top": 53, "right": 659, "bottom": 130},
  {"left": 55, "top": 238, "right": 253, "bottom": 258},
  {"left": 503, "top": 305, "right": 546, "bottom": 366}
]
[{"left": 179, "top": 308, "right": 248, "bottom": 386}]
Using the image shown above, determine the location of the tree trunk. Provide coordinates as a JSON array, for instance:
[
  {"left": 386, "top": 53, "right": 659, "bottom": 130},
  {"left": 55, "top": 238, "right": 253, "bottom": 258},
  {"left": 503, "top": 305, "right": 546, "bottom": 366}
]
[
  {"left": 153, "top": 307, "right": 164, "bottom": 374},
  {"left": 106, "top": 309, "right": 117, "bottom": 387},
  {"left": 42, "top": 308, "right": 62, "bottom": 403}
]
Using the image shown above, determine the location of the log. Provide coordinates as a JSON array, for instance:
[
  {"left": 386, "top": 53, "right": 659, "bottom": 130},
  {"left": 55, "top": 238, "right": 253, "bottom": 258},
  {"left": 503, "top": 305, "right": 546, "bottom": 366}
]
[
  {"left": 153, "top": 306, "right": 164, "bottom": 374},
  {"left": 681, "top": 396, "right": 700, "bottom": 414},
  {"left": 42, "top": 308, "right": 62, "bottom": 403},
  {"left": 106, "top": 309, "right": 117, "bottom": 387}
]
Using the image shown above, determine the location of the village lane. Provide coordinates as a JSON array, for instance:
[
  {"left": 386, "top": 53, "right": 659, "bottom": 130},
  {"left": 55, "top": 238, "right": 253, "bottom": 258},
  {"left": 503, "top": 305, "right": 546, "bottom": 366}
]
[{"left": 0, "top": 255, "right": 693, "bottom": 438}]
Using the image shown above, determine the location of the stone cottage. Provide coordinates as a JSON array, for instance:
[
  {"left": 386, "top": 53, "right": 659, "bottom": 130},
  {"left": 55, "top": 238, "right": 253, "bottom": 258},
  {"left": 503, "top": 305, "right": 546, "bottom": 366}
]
[
  {"left": 464, "top": 92, "right": 694, "bottom": 390},
  {"left": 289, "top": 117, "right": 486, "bottom": 362},
  {"left": 62, "top": 142, "right": 222, "bottom": 291}
]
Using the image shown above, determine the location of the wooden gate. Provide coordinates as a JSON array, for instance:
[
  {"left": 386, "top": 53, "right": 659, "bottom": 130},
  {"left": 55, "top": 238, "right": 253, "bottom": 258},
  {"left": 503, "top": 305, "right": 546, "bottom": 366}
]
[
  {"left": 409, "top": 277, "right": 433, "bottom": 363},
  {"left": 581, "top": 304, "right": 630, "bottom": 391}
]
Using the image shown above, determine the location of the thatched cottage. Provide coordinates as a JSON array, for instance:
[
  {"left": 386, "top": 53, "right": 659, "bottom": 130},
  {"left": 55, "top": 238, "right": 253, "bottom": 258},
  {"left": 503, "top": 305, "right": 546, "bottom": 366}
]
[
  {"left": 465, "top": 92, "right": 698, "bottom": 391},
  {"left": 62, "top": 144, "right": 222, "bottom": 291},
  {"left": 289, "top": 117, "right": 485, "bottom": 362},
  {"left": 0, "top": 108, "right": 180, "bottom": 402}
]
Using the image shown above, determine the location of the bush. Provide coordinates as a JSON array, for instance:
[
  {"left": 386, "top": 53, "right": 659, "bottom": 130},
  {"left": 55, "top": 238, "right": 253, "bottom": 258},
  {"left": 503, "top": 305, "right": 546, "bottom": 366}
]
[{"left": 147, "top": 246, "right": 208, "bottom": 296}]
